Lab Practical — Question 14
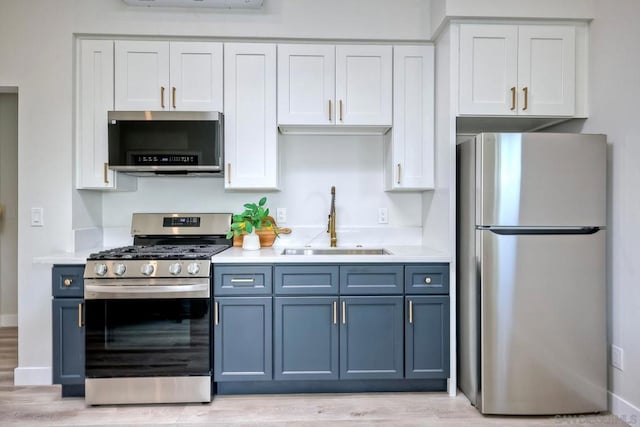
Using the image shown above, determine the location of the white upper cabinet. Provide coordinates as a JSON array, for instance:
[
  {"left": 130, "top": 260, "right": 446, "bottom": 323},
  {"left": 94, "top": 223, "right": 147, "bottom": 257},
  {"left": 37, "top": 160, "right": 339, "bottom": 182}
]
[
  {"left": 76, "top": 39, "right": 135, "bottom": 190},
  {"left": 335, "top": 45, "right": 392, "bottom": 126},
  {"left": 224, "top": 43, "right": 278, "bottom": 190},
  {"left": 115, "top": 41, "right": 223, "bottom": 111},
  {"left": 459, "top": 24, "right": 576, "bottom": 117},
  {"left": 384, "top": 46, "right": 435, "bottom": 191},
  {"left": 278, "top": 44, "right": 392, "bottom": 131}
]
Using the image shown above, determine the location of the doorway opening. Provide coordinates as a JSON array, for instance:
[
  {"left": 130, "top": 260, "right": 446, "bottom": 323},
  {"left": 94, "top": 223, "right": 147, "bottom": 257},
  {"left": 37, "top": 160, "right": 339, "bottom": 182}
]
[{"left": 0, "top": 90, "right": 18, "bottom": 328}]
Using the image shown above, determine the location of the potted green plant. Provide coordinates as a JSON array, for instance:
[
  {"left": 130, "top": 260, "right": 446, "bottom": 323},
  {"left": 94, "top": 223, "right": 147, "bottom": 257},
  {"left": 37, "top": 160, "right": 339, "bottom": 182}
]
[{"left": 226, "top": 196, "right": 277, "bottom": 249}]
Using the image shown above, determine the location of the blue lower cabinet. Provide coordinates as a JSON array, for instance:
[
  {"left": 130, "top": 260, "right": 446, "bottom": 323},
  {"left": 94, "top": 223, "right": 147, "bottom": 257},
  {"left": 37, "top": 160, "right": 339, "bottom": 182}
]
[
  {"left": 340, "top": 296, "right": 404, "bottom": 380},
  {"left": 405, "top": 296, "right": 450, "bottom": 379},
  {"left": 214, "top": 297, "right": 272, "bottom": 382},
  {"left": 274, "top": 297, "right": 339, "bottom": 380},
  {"left": 52, "top": 298, "right": 85, "bottom": 386}
]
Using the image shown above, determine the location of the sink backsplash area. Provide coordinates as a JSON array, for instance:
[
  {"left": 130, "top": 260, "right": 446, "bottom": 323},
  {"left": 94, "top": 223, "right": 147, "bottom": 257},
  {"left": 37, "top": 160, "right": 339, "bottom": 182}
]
[{"left": 273, "top": 226, "right": 423, "bottom": 248}]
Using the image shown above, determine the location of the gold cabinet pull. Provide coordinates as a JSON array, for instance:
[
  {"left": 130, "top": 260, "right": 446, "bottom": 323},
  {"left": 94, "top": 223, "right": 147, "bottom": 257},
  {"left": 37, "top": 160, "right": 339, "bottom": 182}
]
[
  {"left": 523, "top": 87, "right": 529, "bottom": 111},
  {"left": 103, "top": 163, "right": 109, "bottom": 184},
  {"left": 214, "top": 301, "right": 219, "bottom": 326},
  {"left": 78, "top": 303, "right": 84, "bottom": 328},
  {"left": 63, "top": 278, "right": 73, "bottom": 287},
  {"left": 333, "top": 301, "right": 337, "bottom": 325},
  {"left": 409, "top": 300, "right": 413, "bottom": 324},
  {"left": 328, "top": 99, "right": 332, "bottom": 122},
  {"left": 172, "top": 87, "right": 176, "bottom": 109},
  {"left": 161, "top": 86, "right": 165, "bottom": 109},
  {"left": 424, "top": 277, "right": 432, "bottom": 284},
  {"left": 510, "top": 86, "right": 516, "bottom": 111},
  {"left": 397, "top": 163, "right": 401, "bottom": 185},
  {"left": 341, "top": 300, "right": 346, "bottom": 324},
  {"left": 231, "top": 278, "right": 255, "bottom": 283},
  {"left": 226, "top": 163, "right": 231, "bottom": 184},
  {"left": 339, "top": 99, "right": 343, "bottom": 122}
]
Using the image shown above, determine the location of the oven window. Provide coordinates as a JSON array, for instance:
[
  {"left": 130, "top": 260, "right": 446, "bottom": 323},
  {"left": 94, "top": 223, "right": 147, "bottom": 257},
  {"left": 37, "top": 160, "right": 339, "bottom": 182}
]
[{"left": 85, "top": 298, "right": 210, "bottom": 378}]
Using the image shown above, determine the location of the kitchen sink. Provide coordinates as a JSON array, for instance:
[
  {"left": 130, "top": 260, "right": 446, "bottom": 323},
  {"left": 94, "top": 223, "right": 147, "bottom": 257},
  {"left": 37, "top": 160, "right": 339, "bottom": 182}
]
[{"left": 281, "top": 248, "right": 392, "bottom": 255}]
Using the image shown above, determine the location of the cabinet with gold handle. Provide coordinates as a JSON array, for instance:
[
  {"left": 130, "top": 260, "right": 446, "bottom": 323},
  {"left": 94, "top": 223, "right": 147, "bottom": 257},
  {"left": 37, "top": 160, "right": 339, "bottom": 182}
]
[{"left": 510, "top": 87, "right": 516, "bottom": 111}]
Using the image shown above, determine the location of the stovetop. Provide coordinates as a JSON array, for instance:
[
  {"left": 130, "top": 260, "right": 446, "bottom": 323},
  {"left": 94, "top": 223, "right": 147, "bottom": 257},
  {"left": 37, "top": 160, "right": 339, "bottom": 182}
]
[{"left": 88, "top": 244, "right": 230, "bottom": 261}]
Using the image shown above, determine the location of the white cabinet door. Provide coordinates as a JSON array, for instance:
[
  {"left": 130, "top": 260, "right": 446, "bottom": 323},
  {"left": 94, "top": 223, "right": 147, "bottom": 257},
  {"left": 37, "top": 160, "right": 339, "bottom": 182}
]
[
  {"left": 277, "top": 44, "right": 335, "bottom": 125},
  {"left": 517, "top": 25, "right": 575, "bottom": 116},
  {"left": 336, "top": 45, "right": 392, "bottom": 125},
  {"left": 385, "top": 46, "right": 435, "bottom": 191},
  {"left": 77, "top": 40, "right": 135, "bottom": 190},
  {"left": 114, "top": 41, "right": 170, "bottom": 110},
  {"left": 459, "top": 24, "right": 518, "bottom": 115},
  {"left": 170, "top": 42, "right": 223, "bottom": 111},
  {"left": 224, "top": 43, "right": 278, "bottom": 190}
]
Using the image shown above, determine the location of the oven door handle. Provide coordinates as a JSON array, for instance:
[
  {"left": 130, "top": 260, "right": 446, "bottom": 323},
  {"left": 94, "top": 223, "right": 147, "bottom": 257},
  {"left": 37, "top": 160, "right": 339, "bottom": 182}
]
[{"left": 84, "top": 283, "right": 210, "bottom": 299}]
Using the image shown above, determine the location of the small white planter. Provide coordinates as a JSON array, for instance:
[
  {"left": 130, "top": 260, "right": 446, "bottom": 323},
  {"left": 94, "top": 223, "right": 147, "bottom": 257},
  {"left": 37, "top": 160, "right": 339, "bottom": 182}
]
[{"left": 242, "top": 232, "right": 261, "bottom": 251}]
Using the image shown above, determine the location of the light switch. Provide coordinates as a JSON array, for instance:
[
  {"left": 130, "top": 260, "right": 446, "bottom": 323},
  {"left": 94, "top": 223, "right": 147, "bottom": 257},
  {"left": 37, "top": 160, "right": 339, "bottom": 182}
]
[{"left": 31, "top": 207, "right": 44, "bottom": 227}]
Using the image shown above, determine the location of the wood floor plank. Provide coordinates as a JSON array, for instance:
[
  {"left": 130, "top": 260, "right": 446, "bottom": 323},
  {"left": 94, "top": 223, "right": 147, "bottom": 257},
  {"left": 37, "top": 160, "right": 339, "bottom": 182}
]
[{"left": 0, "top": 327, "right": 627, "bottom": 426}]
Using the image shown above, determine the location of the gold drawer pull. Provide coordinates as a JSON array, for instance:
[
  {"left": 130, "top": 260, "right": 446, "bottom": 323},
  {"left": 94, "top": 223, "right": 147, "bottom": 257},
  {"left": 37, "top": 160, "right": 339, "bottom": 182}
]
[
  {"left": 103, "top": 163, "right": 109, "bottom": 184},
  {"left": 214, "top": 301, "right": 219, "bottom": 326},
  {"left": 161, "top": 86, "right": 165, "bottom": 109},
  {"left": 78, "top": 303, "right": 84, "bottom": 328},
  {"left": 342, "top": 300, "right": 346, "bottom": 324},
  {"left": 63, "top": 278, "right": 73, "bottom": 287},
  {"left": 339, "top": 99, "right": 343, "bottom": 122},
  {"left": 522, "top": 87, "right": 529, "bottom": 111},
  {"left": 424, "top": 277, "right": 432, "bottom": 284},
  {"left": 230, "top": 278, "right": 255, "bottom": 283},
  {"left": 172, "top": 87, "right": 176, "bottom": 109},
  {"left": 510, "top": 86, "right": 516, "bottom": 111},
  {"left": 333, "top": 301, "right": 337, "bottom": 325},
  {"left": 328, "top": 99, "right": 332, "bottom": 122}
]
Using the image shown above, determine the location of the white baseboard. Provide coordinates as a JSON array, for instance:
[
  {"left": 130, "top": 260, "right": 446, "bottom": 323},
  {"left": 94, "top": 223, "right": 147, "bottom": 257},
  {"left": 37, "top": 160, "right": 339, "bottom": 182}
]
[
  {"left": 0, "top": 314, "right": 17, "bottom": 327},
  {"left": 13, "top": 367, "right": 52, "bottom": 386},
  {"left": 609, "top": 391, "right": 640, "bottom": 426}
]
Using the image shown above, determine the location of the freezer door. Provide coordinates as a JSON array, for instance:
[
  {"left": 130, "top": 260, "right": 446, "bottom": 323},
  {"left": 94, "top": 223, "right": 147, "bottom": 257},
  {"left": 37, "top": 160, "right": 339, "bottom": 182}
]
[
  {"left": 478, "top": 133, "right": 606, "bottom": 227},
  {"left": 479, "top": 229, "right": 606, "bottom": 415}
]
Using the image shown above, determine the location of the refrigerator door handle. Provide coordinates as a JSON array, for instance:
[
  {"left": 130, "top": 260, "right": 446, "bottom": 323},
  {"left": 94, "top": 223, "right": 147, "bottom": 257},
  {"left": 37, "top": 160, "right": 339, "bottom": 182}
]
[{"left": 477, "top": 226, "right": 601, "bottom": 235}]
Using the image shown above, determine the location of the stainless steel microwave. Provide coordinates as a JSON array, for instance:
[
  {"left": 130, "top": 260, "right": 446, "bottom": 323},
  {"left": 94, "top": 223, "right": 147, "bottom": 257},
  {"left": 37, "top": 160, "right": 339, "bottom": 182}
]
[{"left": 108, "top": 111, "right": 223, "bottom": 176}]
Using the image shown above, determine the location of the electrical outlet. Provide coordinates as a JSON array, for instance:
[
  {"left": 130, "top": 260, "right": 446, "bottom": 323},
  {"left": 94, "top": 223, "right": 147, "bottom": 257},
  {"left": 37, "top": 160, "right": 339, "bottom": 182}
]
[
  {"left": 378, "top": 208, "right": 389, "bottom": 224},
  {"left": 276, "top": 207, "right": 287, "bottom": 224},
  {"left": 30, "top": 207, "right": 44, "bottom": 227},
  {"left": 611, "top": 345, "right": 624, "bottom": 371}
]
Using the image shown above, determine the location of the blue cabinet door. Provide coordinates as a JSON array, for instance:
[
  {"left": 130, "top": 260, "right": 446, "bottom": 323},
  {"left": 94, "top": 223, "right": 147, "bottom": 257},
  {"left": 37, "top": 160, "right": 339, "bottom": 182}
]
[
  {"left": 214, "top": 297, "right": 272, "bottom": 382},
  {"left": 339, "top": 296, "right": 404, "bottom": 379},
  {"left": 405, "top": 296, "right": 450, "bottom": 379},
  {"left": 52, "top": 298, "right": 85, "bottom": 385},
  {"left": 274, "top": 297, "right": 339, "bottom": 380}
]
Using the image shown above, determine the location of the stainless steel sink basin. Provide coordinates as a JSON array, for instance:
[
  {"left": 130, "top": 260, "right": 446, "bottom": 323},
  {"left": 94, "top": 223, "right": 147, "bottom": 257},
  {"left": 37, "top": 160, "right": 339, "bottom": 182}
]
[{"left": 281, "top": 248, "right": 392, "bottom": 255}]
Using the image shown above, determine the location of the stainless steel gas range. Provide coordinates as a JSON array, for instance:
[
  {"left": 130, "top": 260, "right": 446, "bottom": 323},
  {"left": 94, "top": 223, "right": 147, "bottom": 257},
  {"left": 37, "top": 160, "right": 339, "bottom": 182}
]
[{"left": 83, "top": 213, "right": 231, "bottom": 405}]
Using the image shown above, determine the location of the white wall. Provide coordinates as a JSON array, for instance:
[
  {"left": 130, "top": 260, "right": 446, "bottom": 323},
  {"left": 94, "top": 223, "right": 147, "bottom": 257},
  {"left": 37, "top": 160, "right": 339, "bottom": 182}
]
[
  {"left": 0, "top": 0, "right": 433, "bottom": 384},
  {"left": 547, "top": 0, "right": 640, "bottom": 417},
  {"left": 0, "top": 93, "right": 18, "bottom": 327},
  {"left": 103, "top": 135, "right": 423, "bottom": 230}
]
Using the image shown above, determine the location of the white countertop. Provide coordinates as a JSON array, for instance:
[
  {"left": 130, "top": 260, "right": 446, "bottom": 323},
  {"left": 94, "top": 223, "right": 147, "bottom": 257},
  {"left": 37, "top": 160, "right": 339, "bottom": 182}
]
[
  {"left": 32, "top": 227, "right": 450, "bottom": 265},
  {"left": 212, "top": 245, "right": 450, "bottom": 264}
]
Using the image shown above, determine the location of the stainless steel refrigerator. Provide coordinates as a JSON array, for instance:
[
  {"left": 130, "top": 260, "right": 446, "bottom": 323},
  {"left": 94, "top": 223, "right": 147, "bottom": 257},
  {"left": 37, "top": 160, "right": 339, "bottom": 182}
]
[{"left": 457, "top": 132, "right": 607, "bottom": 415}]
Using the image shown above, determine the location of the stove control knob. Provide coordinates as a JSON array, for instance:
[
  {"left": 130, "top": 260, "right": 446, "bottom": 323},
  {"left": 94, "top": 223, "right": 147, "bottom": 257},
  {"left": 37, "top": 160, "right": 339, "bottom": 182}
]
[
  {"left": 113, "top": 263, "right": 127, "bottom": 277},
  {"left": 187, "top": 263, "right": 200, "bottom": 275},
  {"left": 169, "top": 263, "right": 182, "bottom": 276},
  {"left": 140, "top": 263, "right": 155, "bottom": 276},
  {"left": 94, "top": 263, "right": 108, "bottom": 276}
]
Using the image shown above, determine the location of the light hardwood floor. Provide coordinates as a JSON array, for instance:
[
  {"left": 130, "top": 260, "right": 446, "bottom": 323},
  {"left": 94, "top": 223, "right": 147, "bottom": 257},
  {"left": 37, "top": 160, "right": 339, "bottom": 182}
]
[{"left": 0, "top": 327, "right": 626, "bottom": 426}]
